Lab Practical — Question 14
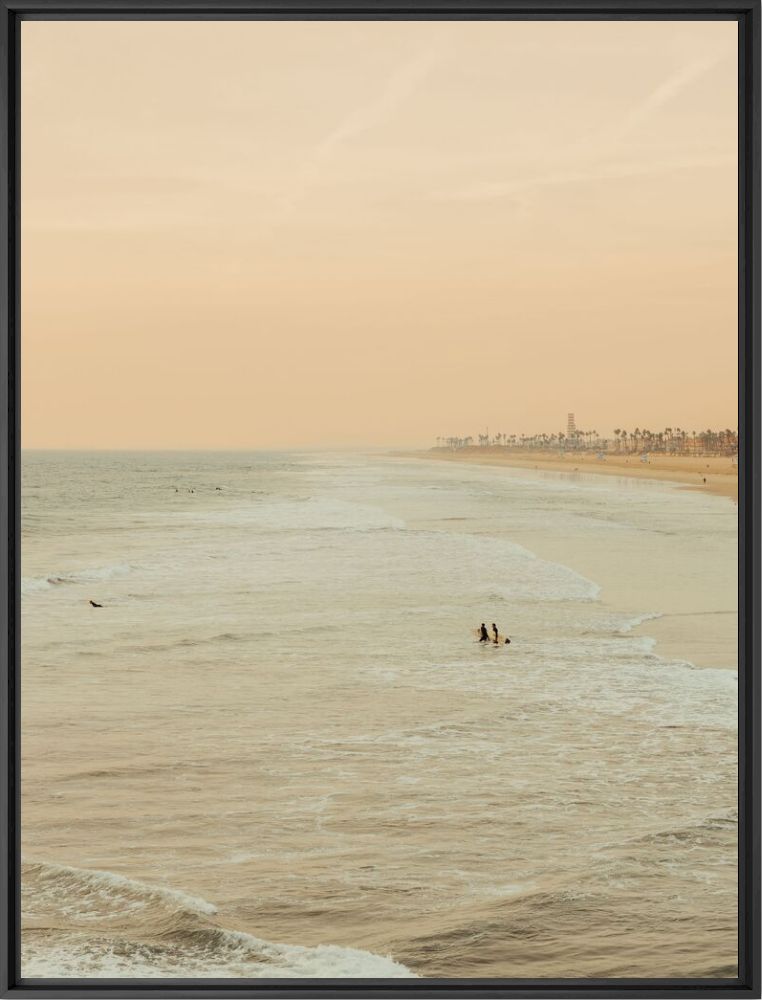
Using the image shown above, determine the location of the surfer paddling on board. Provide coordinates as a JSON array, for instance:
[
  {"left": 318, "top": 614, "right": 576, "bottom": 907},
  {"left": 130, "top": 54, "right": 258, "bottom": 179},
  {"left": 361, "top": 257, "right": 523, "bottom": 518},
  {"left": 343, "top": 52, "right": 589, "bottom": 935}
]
[{"left": 479, "top": 623, "right": 489, "bottom": 642}]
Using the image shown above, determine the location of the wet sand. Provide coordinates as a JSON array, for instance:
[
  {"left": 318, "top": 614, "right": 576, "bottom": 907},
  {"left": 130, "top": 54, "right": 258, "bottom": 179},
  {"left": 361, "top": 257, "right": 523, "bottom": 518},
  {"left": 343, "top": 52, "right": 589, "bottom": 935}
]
[
  {"left": 415, "top": 448, "right": 738, "bottom": 501},
  {"left": 394, "top": 451, "right": 737, "bottom": 671}
]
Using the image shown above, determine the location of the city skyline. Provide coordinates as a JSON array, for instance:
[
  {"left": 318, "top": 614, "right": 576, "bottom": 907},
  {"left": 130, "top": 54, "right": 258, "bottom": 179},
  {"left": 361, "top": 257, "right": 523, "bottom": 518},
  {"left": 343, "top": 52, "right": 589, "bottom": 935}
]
[{"left": 434, "top": 423, "right": 738, "bottom": 454}]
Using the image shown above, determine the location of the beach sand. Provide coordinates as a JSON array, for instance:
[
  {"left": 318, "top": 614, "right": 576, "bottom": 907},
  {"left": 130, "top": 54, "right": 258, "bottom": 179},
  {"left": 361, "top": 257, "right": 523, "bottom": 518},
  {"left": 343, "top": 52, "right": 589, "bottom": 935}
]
[
  {"left": 414, "top": 448, "right": 738, "bottom": 501},
  {"left": 395, "top": 450, "right": 737, "bottom": 671}
]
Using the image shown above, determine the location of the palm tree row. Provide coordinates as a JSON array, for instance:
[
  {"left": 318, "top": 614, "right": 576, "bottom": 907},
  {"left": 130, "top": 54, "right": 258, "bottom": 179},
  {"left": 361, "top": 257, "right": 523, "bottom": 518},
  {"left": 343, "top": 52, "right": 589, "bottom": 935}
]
[{"left": 435, "top": 427, "right": 738, "bottom": 456}]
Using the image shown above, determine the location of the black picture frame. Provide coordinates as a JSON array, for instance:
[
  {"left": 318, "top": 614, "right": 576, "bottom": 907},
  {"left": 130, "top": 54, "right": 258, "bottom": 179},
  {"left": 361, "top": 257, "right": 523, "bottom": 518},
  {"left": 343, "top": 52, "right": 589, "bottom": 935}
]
[{"left": 1, "top": 2, "right": 759, "bottom": 996}]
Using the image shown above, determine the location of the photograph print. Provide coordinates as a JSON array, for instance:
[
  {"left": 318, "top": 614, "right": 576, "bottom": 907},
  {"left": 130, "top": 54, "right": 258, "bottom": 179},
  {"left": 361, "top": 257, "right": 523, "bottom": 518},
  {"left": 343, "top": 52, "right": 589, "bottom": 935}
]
[{"left": 17, "top": 13, "right": 748, "bottom": 985}]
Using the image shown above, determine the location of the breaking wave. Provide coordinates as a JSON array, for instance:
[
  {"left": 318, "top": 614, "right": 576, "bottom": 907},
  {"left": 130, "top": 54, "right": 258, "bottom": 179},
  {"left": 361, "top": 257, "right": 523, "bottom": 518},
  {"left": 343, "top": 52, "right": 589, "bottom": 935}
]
[
  {"left": 21, "top": 564, "right": 132, "bottom": 596},
  {"left": 22, "top": 861, "right": 415, "bottom": 979}
]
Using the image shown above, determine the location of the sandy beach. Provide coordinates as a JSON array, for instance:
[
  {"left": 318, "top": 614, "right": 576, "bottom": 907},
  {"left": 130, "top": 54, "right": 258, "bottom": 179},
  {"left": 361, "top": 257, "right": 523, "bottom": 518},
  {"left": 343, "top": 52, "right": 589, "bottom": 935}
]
[
  {"left": 394, "top": 449, "right": 737, "bottom": 672},
  {"left": 414, "top": 448, "right": 738, "bottom": 501}
]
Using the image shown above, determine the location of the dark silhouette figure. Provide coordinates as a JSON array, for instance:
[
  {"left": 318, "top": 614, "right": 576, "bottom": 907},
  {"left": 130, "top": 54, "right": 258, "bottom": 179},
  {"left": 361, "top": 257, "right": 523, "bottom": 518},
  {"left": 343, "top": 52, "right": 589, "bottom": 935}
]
[
  {"left": 89, "top": 600, "right": 103, "bottom": 608},
  {"left": 479, "top": 623, "right": 489, "bottom": 642},
  {"left": 492, "top": 623, "right": 499, "bottom": 643},
  {"left": 504, "top": 637, "right": 511, "bottom": 645}
]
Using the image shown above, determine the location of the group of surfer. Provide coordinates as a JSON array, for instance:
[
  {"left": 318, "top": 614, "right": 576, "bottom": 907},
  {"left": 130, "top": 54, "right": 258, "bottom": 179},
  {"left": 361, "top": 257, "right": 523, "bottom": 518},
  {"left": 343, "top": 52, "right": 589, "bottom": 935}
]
[{"left": 479, "top": 622, "right": 510, "bottom": 645}]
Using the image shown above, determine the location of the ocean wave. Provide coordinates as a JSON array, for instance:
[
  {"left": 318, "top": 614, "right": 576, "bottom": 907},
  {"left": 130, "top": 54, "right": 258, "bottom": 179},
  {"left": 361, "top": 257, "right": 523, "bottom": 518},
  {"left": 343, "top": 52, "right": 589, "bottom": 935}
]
[
  {"left": 616, "top": 611, "right": 664, "bottom": 634},
  {"left": 167, "top": 497, "right": 407, "bottom": 534},
  {"left": 385, "top": 875, "right": 736, "bottom": 978},
  {"left": 128, "top": 632, "right": 253, "bottom": 653},
  {"left": 22, "top": 861, "right": 415, "bottom": 979},
  {"left": 22, "top": 564, "right": 132, "bottom": 596},
  {"left": 619, "top": 808, "right": 738, "bottom": 849},
  {"left": 22, "top": 860, "right": 218, "bottom": 924},
  {"left": 22, "top": 935, "right": 416, "bottom": 979}
]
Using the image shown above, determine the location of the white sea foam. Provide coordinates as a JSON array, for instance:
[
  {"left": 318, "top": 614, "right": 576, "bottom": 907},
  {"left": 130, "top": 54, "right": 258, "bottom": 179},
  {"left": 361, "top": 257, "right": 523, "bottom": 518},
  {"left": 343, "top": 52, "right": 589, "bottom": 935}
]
[
  {"left": 22, "top": 564, "right": 132, "bottom": 596},
  {"left": 167, "top": 496, "right": 407, "bottom": 533},
  {"left": 22, "top": 937, "right": 417, "bottom": 979},
  {"left": 22, "top": 860, "right": 219, "bottom": 921},
  {"left": 616, "top": 611, "right": 664, "bottom": 633},
  {"left": 22, "top": 861, "right": 416, "bottom": 979}
]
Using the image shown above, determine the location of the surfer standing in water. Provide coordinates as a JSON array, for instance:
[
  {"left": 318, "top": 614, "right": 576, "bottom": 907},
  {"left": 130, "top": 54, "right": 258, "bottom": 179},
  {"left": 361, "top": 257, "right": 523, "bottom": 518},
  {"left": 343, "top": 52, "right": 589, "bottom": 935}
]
[
  {"left": 492, "top": 623, "right": 499, "bottom": 643},
  {"left": 479, "top": 623, "right": 489, "bottom": 642}
]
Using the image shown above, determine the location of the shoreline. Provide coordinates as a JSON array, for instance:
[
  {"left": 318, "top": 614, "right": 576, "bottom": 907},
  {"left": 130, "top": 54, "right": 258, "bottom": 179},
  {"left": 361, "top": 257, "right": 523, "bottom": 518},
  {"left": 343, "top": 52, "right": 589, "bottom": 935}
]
[
  {"left": 389, "top": 449, "right": 737, "bottom": 671},
  {"left": 405, "top": 448, "right": 738, "bottom": 501}
]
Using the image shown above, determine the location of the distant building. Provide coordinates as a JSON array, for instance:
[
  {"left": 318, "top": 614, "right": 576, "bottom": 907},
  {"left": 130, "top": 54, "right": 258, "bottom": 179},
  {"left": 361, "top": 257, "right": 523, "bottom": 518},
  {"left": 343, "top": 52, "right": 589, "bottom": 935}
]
[{"left": 567, "top": 413, "right": 576, "bottom": 438}]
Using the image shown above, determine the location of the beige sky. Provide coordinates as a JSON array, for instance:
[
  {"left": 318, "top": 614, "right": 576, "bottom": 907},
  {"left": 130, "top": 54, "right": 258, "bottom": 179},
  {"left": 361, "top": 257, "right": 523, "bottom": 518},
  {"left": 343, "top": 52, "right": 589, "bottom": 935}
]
[{"left": 22, "top": 20, "right": 737, "bottom": 449}]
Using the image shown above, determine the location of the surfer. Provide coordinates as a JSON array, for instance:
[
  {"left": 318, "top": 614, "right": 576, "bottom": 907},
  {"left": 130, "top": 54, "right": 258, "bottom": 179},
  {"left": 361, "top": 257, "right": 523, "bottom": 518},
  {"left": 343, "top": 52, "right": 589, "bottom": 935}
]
[
  {"left": 89, "top": 600, "right": 103, "bottom": 608},
  {"left": 492, "top": 623, "right": 499, "bottom": 643},
  {"left": 479, "top": 623, "right": 489, "bottom": 642}
]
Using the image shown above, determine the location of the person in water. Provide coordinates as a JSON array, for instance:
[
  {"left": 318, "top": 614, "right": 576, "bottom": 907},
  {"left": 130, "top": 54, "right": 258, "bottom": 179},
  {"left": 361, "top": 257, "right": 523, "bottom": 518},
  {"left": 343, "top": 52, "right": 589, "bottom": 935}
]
[
  {"left": 479, "top": 623, "right": 489, "bottom": 642},
  {"left": 492, "top": 623, "right": 499, "bottom": 643}
]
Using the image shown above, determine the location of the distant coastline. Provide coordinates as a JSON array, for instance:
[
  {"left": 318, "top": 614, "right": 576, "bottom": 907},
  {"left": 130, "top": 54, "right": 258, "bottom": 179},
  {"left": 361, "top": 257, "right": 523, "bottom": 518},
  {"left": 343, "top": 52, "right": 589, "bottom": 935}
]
[{"left": 402, "top": 447, "right": 738, "bottom": 501}]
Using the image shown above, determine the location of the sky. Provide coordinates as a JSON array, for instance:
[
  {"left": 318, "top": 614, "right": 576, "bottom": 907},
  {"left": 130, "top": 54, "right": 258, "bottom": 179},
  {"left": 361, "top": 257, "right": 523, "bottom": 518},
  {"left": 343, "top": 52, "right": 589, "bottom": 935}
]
[{"left": 22, "top": 20, "right": 738, "bottom": 449}]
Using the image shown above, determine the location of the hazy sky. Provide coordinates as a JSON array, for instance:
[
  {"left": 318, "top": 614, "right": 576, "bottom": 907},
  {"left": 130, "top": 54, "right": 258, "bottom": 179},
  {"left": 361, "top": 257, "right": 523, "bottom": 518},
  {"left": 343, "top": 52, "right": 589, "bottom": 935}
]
[{"left": 22, "top": 20, "right": 737, "bottom": 449}]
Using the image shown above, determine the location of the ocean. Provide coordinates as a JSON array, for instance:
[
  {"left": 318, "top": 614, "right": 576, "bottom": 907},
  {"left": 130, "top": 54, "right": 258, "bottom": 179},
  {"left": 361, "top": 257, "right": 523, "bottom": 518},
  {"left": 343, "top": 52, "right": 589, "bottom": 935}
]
[{"left": 20, "top": 450, "right": 738, "bottom": 979}]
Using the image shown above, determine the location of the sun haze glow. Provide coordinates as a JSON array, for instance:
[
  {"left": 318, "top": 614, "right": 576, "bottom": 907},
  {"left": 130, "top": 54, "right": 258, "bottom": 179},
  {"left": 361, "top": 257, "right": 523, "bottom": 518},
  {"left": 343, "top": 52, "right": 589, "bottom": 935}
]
[{"left": 22, "top": 20, "right": 737, "bottom": 449}]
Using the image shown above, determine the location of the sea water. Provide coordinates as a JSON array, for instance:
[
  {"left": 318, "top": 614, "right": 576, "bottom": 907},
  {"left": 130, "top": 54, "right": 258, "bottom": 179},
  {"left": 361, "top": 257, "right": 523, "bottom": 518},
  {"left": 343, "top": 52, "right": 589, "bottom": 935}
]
[{"left": 20, "top": 451, "right": 738, "bottom": 978}]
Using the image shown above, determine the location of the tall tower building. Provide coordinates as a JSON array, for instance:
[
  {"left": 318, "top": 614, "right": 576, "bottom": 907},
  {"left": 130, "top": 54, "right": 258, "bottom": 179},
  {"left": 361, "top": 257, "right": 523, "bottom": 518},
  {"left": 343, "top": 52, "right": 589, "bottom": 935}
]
[{"left": 567, "top": 413, "right": 576, "bottom": 438}]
